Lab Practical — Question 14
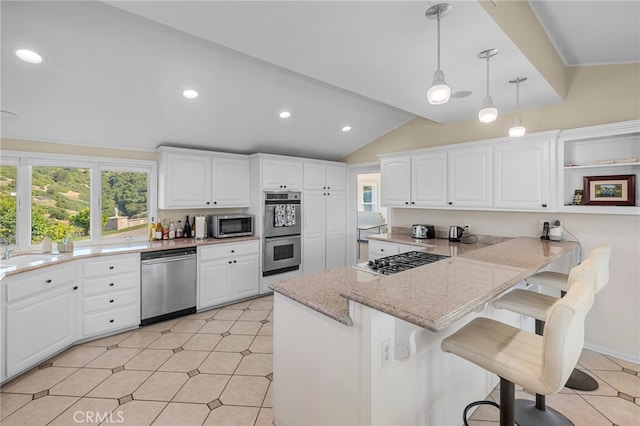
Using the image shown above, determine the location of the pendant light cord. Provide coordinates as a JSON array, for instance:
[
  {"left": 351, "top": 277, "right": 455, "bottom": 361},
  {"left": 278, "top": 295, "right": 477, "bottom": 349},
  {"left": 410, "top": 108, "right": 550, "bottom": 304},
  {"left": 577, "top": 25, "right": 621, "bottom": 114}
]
[
  {"left": 485, "top": 57, "right": 490, "bottom": 98},
  {"left": 516, "top": 80, "right": 520, "bottom": 118},
  {"left": 436, "top": 10, "right": 441, "bottom": 71}
]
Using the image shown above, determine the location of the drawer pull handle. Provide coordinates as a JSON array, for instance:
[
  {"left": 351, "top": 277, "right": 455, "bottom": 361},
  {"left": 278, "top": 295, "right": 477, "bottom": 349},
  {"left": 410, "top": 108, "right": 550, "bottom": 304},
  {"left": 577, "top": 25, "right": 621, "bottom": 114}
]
[
  {"left": 109, "top": 299, "right": 114, "bottom": 303},
  {"left": 109, "top": 283, "right": 114, "bottom": 287},
  {"left": 229, "top": 261, "right": 232, "bottom": 264},
  {"left": 73, "top": 286, "right": 78, "bottom": 290},
  {"left": 109, "top": 319, "right": 114, "bottom": 323},
  {"left": 233, "top": 260, "right": 237, "bottom": 263},
  {"left": 109, "top": 266, "right": 114, "bottom": 270},
  {"left": 231, "top": 250, "right": 235, "bottom": 253},
  {"left": 45, "top": 279, "right": 52, "bottom": 284}
]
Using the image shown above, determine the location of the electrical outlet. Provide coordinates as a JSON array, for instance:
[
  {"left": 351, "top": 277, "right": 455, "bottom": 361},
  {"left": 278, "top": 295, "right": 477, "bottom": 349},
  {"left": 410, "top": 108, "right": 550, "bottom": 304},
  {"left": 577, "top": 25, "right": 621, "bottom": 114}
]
[
  {"left": 382, "top": 339, "right": 392, "bottom": 367},
  {"left": 538, "top": 219, "right": 563, "bottom": 231},
  {"left": 464, "top": 224, "right": 471, "bottom": 231}
]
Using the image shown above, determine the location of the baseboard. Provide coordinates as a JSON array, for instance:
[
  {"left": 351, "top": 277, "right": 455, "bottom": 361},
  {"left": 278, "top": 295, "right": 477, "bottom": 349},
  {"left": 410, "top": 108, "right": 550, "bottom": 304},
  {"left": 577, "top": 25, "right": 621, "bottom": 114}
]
[{"left": 584, "top": 342, "right": 640, "bottom": 366}]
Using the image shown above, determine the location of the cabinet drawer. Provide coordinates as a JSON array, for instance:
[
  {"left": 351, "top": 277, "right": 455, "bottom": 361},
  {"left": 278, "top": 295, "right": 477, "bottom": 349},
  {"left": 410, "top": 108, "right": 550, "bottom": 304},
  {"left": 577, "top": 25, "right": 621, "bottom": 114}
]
[
  {"left": 83, "top": 255, "right": 139, "bottom": 278},
  {"left": 84, "top": 288, "right": 138, "bottom": 313},
  {"left": 368, "top": 240, "right": 399, "bottom": 257},
  {"left": 199, "top": 241, "right": 259, "bottom": 261},
  {"left": 83, "top": 304, "right": 139, "bottom": 337},
  {"left": 7, "top": 265, "right": 76, "bottom": 302},
  {"left": 84, "top": 272, "right": 138, "bottom": 296}
]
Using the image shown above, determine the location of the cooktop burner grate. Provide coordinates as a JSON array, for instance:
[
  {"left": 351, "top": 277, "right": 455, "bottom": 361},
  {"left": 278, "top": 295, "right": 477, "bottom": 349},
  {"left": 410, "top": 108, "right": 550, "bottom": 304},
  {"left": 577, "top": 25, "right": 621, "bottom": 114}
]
[{"left": 357, "top": 251, "right": 450, "bottom": 275}]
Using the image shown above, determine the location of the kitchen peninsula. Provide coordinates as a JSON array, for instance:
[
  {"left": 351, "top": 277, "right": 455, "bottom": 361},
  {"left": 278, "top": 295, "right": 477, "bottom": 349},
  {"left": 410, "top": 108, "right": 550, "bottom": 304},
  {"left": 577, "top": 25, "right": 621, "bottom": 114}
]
[{"left": 270, "top": 237, "right": 578, "bottom": 426}]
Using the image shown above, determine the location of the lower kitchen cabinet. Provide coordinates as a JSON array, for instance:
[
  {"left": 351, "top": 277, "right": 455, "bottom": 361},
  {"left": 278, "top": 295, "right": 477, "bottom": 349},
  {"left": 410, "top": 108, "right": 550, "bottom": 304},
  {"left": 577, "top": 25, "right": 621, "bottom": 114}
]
[
  {"left": 198, "top": 240, "right": 260, "bottom": 309},
  {"left": 81, "top": 254, "right": 140, "bottom": 338},
  {"left": 368, "top": 240, "right": 418, "bottom": 261},
  {"left": 5, "top": 264, "right": 79, "bottom": 377}
]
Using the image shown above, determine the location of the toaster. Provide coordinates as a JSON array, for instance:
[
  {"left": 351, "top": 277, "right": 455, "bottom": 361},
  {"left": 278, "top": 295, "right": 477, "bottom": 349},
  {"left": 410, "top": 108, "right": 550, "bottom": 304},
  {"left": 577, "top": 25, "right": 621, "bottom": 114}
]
[{"left": 411, "top": 224, "right": 435, "bottom": 239}]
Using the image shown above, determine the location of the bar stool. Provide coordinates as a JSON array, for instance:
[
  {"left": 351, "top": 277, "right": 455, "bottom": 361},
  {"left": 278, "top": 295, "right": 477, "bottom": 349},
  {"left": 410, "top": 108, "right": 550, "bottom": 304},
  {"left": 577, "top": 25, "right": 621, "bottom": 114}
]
[
  {"left": 496, "top": 246, "right": 611, "bottom": 392},
  {"left": 442, "top": 280, "right": 595, "bottom": 426}
]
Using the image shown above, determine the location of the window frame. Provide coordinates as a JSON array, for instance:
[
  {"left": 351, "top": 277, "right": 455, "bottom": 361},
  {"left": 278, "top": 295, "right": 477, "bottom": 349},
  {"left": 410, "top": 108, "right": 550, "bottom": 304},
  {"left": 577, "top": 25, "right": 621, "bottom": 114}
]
[
  {"left": 359, "top": 180, "right": 378, "bottom": 213},
  {"left": 3, "top": 150, "right": 156, "bottom": 251}
]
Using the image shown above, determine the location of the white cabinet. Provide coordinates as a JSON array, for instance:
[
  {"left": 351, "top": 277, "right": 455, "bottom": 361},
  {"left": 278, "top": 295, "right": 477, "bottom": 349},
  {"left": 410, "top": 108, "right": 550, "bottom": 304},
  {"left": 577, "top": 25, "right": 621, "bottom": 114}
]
[
  {"left": 198, "top": 240, "right": 260, "bottom": 309},
  {"left": 81, "top": 254, "right": 140, "bottom": 338},
  {"left": 5, "top": 264, "right": 78, "bottom": 377},
  {"left": 158, "top": 147, "right": 249, "bottom": 208},
  {"left": 448, "top": 146, "right": 492, "bottom": 208},
  {"left": 262, "top": 159, "right": 302, "bottom": 190},
  {"left": 303, "top": 190, "right": 346, "bottom": 275},
  {"left": 303, "top": 162, "right": 346, "bottom": 192},
  {"left": 494, "top": 135, "right": 552, "bottom": 210},
  {"left": 381, "top": 153, "right": 447, "bottom": 207},
  {"left": 368, "top": 240, "right": 417, "bottom": 261},
  {"left": 558, "top": 120, "right": 640, "bottom": 215}
]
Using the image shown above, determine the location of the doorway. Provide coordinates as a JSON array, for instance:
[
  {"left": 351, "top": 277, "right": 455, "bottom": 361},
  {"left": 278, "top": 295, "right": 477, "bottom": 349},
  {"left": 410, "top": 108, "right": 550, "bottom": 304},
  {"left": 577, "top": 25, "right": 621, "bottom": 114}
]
[{"left": 355, "top": 172, "right": 387, "bottom": 262}]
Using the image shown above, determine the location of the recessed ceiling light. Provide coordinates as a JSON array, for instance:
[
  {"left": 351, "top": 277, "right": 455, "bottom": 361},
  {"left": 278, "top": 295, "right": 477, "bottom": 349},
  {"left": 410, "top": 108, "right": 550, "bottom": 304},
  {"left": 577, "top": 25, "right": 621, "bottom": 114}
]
[
  {"left": 182, "top": 89, "right": 199, "bottom": 99},
  {"left": 15, "top": 49, "right": 43, "bottom": 64},
  {"left": 342, "top": 126, "right": 352, "bottom": 132},
  {"left": 279, "top": 111, "right": 291, "bottom": 119}
]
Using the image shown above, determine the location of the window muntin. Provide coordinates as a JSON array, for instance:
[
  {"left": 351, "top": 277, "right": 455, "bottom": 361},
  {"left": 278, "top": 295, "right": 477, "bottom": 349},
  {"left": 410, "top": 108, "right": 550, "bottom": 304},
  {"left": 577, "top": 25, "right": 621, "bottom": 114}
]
[
  {"left": 101, "top": 168, "right": 149, "bottom": 241},
  {"left": 361, "top": 183, "right": 377, "bottom": 212},
  {"left": 0, "top": 163, "right": 18, "bottom": 244}
]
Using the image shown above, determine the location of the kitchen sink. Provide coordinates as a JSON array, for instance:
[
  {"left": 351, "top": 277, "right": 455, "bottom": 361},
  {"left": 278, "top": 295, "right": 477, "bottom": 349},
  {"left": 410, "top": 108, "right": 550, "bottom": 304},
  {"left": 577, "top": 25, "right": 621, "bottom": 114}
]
[{"left": 0, "top": 253, "right": 65, "bottom": 271}]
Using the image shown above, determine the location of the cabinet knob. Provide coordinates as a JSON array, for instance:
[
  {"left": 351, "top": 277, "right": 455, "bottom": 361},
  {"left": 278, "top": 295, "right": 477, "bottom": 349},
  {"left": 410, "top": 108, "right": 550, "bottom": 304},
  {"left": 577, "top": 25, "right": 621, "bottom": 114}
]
[
  {"left": 109, "top": 299, "right": 114, "bottom": 303},
  {"left": 73, "top": 286, "right": 78, "bottom": 290},
  {"left": 283, "top": 185, "right": 287, "bottom": 188},
  {"left": 381, "top": 249, "right": 384, "bottom": 252},
  {"left": 206, "top": 201, "right": 211, "bottom": 205},
  {"left": 109, "top": 283, "right": 114, "bottom": 287},
  {"left": 280, "top": 185, "right": 283, "bottom": 188},
  {"left": 448, "top": 202, "right": 453, "bottom": 205},
  {"left": 411, "top": 201, "right": 415, "bottom": 205},
  {"left": 228, "top": 261, "right": 232, "bottom": 264},
  {"left": 542, "top": 203, "right": 547, "bottom": 208},
  {"left": 109, "top": 319, "right": 114, "bottom": 323},
  {"left": 231, "top": 250, "right": 235, "bottom": 253},
  {"left": 327, "top": 192, "right": 330, "bottom": 196},
  {"left": 45, "top": 279, "right": 52, "bottom": 284},
  {"left": 109, "top": 266, "right": 114, "bottom": 270},
  {"left": 213, "top": 201, "right": 217, "bottom": 205},
  {"left": 405, "top": 201, "right": 409, "bottom": 205},
  {"left": 233, "top": 260, "right": 237, "bottom": 263},
  {"left": 327, "top": 186, "right": 330, "bottom": 190}
]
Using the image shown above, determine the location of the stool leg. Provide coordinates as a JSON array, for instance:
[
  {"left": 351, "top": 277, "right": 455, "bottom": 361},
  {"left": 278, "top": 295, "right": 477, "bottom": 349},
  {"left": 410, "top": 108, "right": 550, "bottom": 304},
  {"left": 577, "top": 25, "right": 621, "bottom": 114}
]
[{"left": 499, "top": 378, "right": 514, "bottom": 426}]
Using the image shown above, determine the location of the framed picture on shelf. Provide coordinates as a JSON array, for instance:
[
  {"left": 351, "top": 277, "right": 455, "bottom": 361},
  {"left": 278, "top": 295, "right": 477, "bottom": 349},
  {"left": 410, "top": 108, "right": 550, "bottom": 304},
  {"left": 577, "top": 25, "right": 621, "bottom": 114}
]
[{"left": 583, "top": 175, "right": 636, "bottom": 206}]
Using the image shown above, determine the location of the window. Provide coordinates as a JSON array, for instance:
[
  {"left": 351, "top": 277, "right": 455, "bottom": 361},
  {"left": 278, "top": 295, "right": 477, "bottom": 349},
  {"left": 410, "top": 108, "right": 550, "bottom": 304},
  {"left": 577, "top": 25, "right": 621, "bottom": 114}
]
[
  {"left": 360, "top": 183, "right": 377, "bottom": 212},
  {"left": 1, "top": 151, "right": 156, "bottom": 250},
  {"left": 0, "top": 162, "right": 18, "bottom": 244}
]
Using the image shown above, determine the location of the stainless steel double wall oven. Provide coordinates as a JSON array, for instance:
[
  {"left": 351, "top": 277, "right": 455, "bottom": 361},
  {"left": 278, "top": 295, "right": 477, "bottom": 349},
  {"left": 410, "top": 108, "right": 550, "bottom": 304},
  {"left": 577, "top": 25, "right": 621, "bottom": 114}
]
[{"left": 263, "top": 191, "right": 301, "bottom": 276}]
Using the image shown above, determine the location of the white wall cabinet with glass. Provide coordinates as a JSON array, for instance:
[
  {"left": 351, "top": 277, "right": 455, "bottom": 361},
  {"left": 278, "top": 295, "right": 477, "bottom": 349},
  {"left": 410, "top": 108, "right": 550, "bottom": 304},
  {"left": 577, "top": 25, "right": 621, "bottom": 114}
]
[
  {"left": 81, "top": 254, "right": 140, "bottom": 338},
  {"left": 303, "top": 162, "right": 346, "bottom": 192},
  {"left": 5, "top": 264, "right": 78, "bottom": 377},
  {"left": 558, "top": 120, "right": 640, "bottom": 215},
  {"left": 380, "top": 153, "right": 447, "bottom": 208},
  {"left": 157, "top": 147, "right": 249, "bottom": 209},
  {"left": 493, "top": 132, "right": 555, "bottom": 211},
  {"left": 198, "top": 240, "right": 260, "bottom": 309},
  {"left": 303, "top": 190, "right": 347, "bottom": 275}
]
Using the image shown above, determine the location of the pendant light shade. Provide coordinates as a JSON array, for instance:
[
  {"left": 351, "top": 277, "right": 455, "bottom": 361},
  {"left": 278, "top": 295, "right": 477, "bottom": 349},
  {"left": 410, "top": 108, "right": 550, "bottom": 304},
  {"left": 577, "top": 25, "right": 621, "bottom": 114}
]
[
  {"left": 478, "top": 49, "right": 498, "bottom": 123},
  {"left": 426, "top": 3, "right": 451, "bottom": 105},
  {"left": 509, "top": 77, "right": 527, "bottom": 137}
]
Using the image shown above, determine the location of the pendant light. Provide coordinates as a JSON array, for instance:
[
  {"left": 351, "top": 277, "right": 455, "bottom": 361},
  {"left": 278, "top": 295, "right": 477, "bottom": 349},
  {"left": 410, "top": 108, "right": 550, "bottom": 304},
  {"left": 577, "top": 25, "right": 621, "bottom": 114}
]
[
  {"left": 509, "top": 77, "right": 527, "bottom": 137},
  {"left": 478, "top": 49, "right": 498, "bottom": 123},
  {"left": 426, "top": 3, "right": 452, "bottom": 105}
]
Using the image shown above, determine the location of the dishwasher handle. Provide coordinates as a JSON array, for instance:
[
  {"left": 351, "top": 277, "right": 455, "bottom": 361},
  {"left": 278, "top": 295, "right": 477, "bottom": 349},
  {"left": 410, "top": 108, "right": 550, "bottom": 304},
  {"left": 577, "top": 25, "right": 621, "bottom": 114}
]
[{"left": 141, "top": 254, "right": 196, "bottom": 266}]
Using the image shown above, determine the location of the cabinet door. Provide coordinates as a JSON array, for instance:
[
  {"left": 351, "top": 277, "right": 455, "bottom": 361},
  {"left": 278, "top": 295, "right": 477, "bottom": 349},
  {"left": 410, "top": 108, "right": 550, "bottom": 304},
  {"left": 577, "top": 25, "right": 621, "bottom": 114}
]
[
  {"left": 303, "top": 235, "right": 325, "bottom": 275},
  {"left": 281, "top": 161, "right": 302, "bottom": 190},
  {"left": 448, "top": 147, "right": 492, "bottom": 208},
  {"left": 262, "top": 160, "right": 283, "bottom": 190},
  {"left": 230, "top": 255, "right": 259, "bottom": 299},
  {"left": 303, "top": 163, "right": 326, "bottom": 191},
  {"left": 161, "top": 152, "right": 212, "bottom": 208},
  {"left": 303, "top": 191, "right": 326, "bottom": 240},
  {"left": 412, "top": 152, "right": 447, "bottom": 207},
  {"left": 325, "top": 165, "right": 346, "bottom": 192},
  {"left": 494, "top": 138, "right": 550, "bottom": 210},
  {"left": 325, "top": 192, "right": 346, "bottom": 271},
  {"left": 325, "top": 232, "right": 346, "bottom": 271},
  {"left": 212, "top": 157, "right": 249, "bottom": 207},
  {"left": 198, "top": 259, "right": 231, "bottom": 309},
  {"left": 381, "top": 157, "right": 411, "bottom": 207},
  {"left": 368, "top": 240, "right": 399, "bottom": 260},
  {"left": 7, "top": 285, "right": 76, "bottom": 377}
]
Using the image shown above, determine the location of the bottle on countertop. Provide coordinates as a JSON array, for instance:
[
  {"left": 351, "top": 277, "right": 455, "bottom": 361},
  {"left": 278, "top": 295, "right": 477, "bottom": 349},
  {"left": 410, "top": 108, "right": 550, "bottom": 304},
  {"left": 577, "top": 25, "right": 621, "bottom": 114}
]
[
  {"left": 168, "top": 219, "right": 176, "bottom": 240},
  {"left": 162, "top": 219, "right": 169, "bottom": 240},
  {"left": 191, "top": 217, "right": 196, "bottom": 238},
  {"left": 176, "top": 220, "right": 184, "bottom": 238},
  {"left": 155, "top": 219, "right": 163, "bottom": 241},
  {"left": 184, "top": 215, "right": 191, "bottom": 238},
  {"left": 149, "top": 216, "right": 156, "bottom": 241}
]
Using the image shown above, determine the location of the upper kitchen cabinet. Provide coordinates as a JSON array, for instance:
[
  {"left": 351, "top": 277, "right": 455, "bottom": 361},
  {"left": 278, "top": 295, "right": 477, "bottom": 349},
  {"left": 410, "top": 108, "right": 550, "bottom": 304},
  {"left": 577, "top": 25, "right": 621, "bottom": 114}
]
[
  {"left": 558, "top": 120, "right": 640, "bottom": 215},
  {"left": 493, "top": 132, "right": 556, "bottom": 211},
  {"left": 262, "top": 158, "right": 303, "bottom": 190},
  {"left": 157, "top": 147, "right": 249, "bottom": 209},
  {"left": 303, "top": 162, "right": 346, "bottom": 192},
  {"left": 447, "top": 145, "right": 492, "bottom": 208},
  {"left": 380, "top": 153, "right": 447, "bottom": 208}
]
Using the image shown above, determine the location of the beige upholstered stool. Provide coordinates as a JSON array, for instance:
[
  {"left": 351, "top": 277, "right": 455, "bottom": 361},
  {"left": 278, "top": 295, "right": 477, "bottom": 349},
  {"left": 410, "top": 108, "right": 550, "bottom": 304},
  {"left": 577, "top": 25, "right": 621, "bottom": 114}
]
[
  {"left": 496, "top": 246, "right": 611, "bottom": 392},
  {"left": 442, "top": 280, "right": 594, "bottom": 426}
]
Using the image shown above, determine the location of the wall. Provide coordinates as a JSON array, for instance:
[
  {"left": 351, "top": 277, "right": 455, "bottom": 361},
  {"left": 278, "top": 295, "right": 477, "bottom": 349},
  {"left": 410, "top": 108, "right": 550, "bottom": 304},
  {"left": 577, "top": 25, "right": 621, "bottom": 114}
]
[
  {"left": 393, "top": 208, "right": 640, "bottom": 362},
  {"left": 0, "top": 138, "right": 156, "bottom": 161},
  {"left": 341, "top": 63, "right": 640, "bottom": 164}
]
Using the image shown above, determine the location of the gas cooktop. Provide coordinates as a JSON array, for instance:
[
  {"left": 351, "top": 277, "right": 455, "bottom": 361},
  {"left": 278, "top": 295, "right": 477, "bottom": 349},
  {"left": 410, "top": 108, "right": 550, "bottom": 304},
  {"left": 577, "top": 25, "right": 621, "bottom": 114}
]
[{"left": 354, "top": 251, "right": 450, "bottom": 276}]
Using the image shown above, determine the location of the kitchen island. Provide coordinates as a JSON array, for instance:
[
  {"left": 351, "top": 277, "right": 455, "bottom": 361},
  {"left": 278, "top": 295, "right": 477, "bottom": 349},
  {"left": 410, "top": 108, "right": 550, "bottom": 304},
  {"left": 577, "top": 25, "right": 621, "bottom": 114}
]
[{"left": 270, "top": 237, "right": 579, "bottom": 426}]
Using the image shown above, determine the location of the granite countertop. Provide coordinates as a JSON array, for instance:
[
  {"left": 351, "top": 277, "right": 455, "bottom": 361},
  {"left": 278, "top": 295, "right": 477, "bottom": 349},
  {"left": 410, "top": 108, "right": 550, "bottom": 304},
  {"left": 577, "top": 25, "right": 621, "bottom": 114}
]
[
  {"left": 270, "top": 237, "right": 579, "bottom": 332},
  {"left": 0, "top": 236, "right": 259, "bottom": 277},
  {"left": 366, "top": 232, "right": 507, "bottom": 255}
]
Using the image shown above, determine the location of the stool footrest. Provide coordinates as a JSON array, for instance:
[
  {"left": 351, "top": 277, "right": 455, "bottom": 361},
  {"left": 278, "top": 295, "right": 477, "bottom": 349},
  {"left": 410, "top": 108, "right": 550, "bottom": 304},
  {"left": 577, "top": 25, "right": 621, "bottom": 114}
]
[{"left": 514, "top": 398, "right": 574, "bottom": 426}]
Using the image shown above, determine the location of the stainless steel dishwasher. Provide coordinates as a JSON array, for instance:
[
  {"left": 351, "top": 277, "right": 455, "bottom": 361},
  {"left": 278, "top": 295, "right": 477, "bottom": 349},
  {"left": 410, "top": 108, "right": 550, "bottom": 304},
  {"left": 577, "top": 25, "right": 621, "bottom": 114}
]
[{"left": 140, "top": 247, "right": 197, "bottom": 326}]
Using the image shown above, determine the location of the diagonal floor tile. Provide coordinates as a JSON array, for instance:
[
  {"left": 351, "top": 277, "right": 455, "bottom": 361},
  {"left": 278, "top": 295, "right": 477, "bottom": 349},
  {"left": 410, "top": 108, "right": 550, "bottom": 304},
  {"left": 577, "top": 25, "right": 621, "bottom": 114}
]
[
  {"left": 51, "top": 345, "right": 106, "bottom": 367},
  {"left": 606, "top": 355, "right": 640, "bottom": 373},
  {"left": 578, "top": 349, "right": 623, "bottom": 371},
  {"left": 85, "top": 348, "right": 141, "bottom": 369},
  {"left": 113, "top": 400, "right": 167, "bottom": 426},
  {"left": 147, "top": 333, "right": 193, "bottom": 350},
  {"left": 229, "top": 321, "right": 262, "bottom": 336},
  {"left": 198, "top": 352, "right": 243, "bottom": 375},
  {"left": 1, "top": 367, "right": 77, "bottom": 395},
  {"left": 48, "top": 397, "right": 118, "bottom": 425},
  {"left": 213, "top": 309, "right": 244, "bottom": 320},
  {"left": 117, "top": 331, "right": 163, "bottom": 348},
  {"left": 249, "top": 336, "right": 273, "bottom": 354},
  {"left": 214, "top": 335, "right": 254, "bottom": 352},
  {"left": 170, "top": 319, "right": 206, "bottom": 334},
  {"left": 182, "top": 334, "right": 222, "bottom": 351},
  {"left": 255, "top": 407, "right": 275, "bottom": 426},
  {"left": 203, "top": 405, "right": 259, "bottom": 426},
  {"left": 592, "top": 370, "right": 640, "bottom": 398},
  {"left": 172, "top": 374, "right": 230, "bottom": 404},
  {"left": 124, "top": 349, "right": 174, "bottom": 371},
  {"left": 0, "top": 393, "right": 33, "bottom": 420},
  {"left": 235, "top": 353, "right": 273, "bottom": 376},
  {"left": 545, "top": 393, "right": 611, "bottom": 425},
  {"left": 157, "top": 350, "right": 209, "bottom": 373},
  {"left": 249, "top": 300, "right": 273, "bottom": 311},
  {"left": 238, "top": 310, "right": 270, "bottom": 322},
  {"left": 86, "top": 370, "right": 152, "bottom": 399},
  {"left": 220, "top": 376, "right": 269, "bottom": 407},
  {"left": 198, "top": 320, "right": 234, "bottom": 334},
  {"left": 582, "top": 394, "right": 640, "bottom": 425},
  {"left": 81, "top": 332, "right": 133, "bottom": 348},
  {"left": 1, "top": 395, "right": 78, "bottom": 426},
  {"left": 133, "top": 372, "right": 189, "bottom": 402},
  {"left": 151, "top": 402, "right": 210, "bottom": 426},
  {"left": 49, "top": 368, "right": 112, "bottom": 397}
]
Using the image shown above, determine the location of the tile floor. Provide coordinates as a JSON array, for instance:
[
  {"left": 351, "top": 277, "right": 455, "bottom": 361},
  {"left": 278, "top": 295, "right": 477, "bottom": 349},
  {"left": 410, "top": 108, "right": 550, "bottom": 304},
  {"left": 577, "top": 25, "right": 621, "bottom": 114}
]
[
  {"left": 1, "top": 296, "right": 274, "bottom": 426},
  {"left": 2, "top": 293, "right": 639, "bottom": 425}
]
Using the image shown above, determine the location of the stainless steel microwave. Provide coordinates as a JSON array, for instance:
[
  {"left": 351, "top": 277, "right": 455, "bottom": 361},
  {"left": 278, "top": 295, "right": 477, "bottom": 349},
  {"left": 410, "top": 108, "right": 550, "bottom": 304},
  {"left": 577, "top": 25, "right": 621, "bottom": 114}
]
[{"left": 210, "top": 215, "right": 254, "bottom": 238}]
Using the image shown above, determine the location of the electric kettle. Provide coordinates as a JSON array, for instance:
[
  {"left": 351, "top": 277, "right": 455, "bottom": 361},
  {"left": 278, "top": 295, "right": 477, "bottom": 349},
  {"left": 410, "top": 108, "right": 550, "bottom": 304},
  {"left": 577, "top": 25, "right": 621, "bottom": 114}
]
[{"left": 448, "top": 226, "right": 464, "bottom": 242}]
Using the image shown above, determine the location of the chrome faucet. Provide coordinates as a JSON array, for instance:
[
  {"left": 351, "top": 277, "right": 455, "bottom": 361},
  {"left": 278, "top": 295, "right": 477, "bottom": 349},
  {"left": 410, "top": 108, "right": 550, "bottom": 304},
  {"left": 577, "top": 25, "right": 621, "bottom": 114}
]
[{"left": 1, "top": 238, "right": 12, "bottom": 260}]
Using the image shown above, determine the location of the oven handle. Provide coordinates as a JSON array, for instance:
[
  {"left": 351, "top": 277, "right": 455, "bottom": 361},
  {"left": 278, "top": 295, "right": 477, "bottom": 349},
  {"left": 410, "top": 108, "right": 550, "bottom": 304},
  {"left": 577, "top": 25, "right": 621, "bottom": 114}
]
[{"left": 141, "top": 254, "right": 196, "bottom": 265}]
